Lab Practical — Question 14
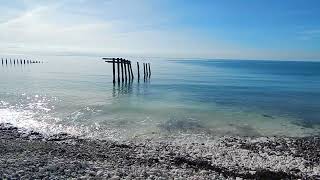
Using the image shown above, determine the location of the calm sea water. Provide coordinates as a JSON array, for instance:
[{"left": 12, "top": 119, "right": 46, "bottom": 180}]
[{"left": 1, "top": 56, "right": 319, "bottom": 140}]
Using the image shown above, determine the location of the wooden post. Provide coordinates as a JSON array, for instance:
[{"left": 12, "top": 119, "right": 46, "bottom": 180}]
[
  {"left": 137, "top": 62, "right": 140, "bottom": 80},
  {"left": 117, "top": 58, "right": 120, "bottom": 83},
  {"left": 148, "top": 63, "right": 151, "bottom": 77},
  {"left": 127, "top": 61, "right": 131, "bottom": 80},
  {"left": 1, "top": 58, "right": 3, "bottom": 65},
  {"left": 20, "top": 59, "right": 22, "bottom": 64},
  {"left": 24, "top": 60, "right": 26, "bottom": 64},
  {"left": 146, "top": 63, "right": 149, "bottom": 77},
  {"left": 120, "top": 58, "right": 124, "bottom": 82},
  {"left": 124, "top": 60, "right": 128, "bottom": 81},
  {"left": 6, "top": 58, "right": 7, "bottom": 64},
  {"left": 112, "top": 58, "right": 115, "bottom": 84},
  {"left": 130, "top": 61, "right": 134, "bottom": 79},
  {"left": 143, "top": 63, "right": 146, "bottom": 78}
]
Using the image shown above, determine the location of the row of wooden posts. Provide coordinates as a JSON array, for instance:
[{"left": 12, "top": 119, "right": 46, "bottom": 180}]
[
  {"left": 102, "top": 58, "right": 151, "bottom": 83},
  {"left": 1, "top": 58, "right": 42, "bottom": 65}
]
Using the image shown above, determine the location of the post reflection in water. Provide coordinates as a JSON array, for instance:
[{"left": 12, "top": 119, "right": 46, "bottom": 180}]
[{"left": 112, "top": 79, "right": 150, "bottom": 98}]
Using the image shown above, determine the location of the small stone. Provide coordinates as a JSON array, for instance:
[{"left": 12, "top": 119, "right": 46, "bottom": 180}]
[
  {"left": 86, "top": 170, "right": 96, "bottom": 176},
  {"left": 110, "top": 175, "right": 120, "bottom": 180},
  {"left": 64, "top": 169, "right": 71, "bottom": 175},
  {"left": 80, "top": 175, "right": 89, "bottom": 179},
  {"left": 96, "top": 170, "right": 104, "bottom": 176},
  {"left": 199, "top": 170, "right": 209, "bottom": 175},
  {"left": 17, "top": 170, "right": 24, "bottom": 174}
]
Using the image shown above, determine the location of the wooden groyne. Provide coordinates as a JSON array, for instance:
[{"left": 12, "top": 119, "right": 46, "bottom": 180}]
[
  {"left": 102, "top": 57, "right": 151, "bottom": 84},
  {"left": 1, "top": 58, "right": 43, "bottom": 66}
]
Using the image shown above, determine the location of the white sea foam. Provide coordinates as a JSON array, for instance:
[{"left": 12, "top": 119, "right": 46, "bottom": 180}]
[{"left": 0, "top": 99, "right": 125, "bottom": 140}]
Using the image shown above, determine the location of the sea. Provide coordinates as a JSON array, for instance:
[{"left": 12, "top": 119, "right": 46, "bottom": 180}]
[{"left": 1, "top": 56, "right": 319, "bottom": 140}]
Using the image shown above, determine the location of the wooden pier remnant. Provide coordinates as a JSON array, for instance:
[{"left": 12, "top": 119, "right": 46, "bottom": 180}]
[
  {"left": 103, "top": 58, "right": 130, "bottom": 84},
  {"left": 102, "top": 57, "right": 151, "bottom": 83},
  {"left": 1, "top": 57, "right": 44, "bottom": 67}
]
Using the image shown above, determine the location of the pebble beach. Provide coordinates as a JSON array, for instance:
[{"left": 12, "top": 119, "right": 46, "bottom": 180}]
[{"left": 1, "top": 123, "right": 319, "bottom": 179}]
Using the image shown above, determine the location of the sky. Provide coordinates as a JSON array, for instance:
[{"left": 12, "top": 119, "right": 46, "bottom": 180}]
[{"left": 0, "top": 0, "right": 320, "bottom": 60}]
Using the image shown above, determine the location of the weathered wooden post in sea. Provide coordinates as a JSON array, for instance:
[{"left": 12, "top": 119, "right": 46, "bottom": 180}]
[
  {"left": 146, "top": 63, "right": 149, "bottom": 77},
  {"left": 124, "top": 59, "right": 128, "bottom": 81},
  {"left": 112, "top": 58, "right": 115, "bottom": 83},
  {"left": 148, "top": 63, "right": 151, "bottom": 77},
  {"left": 129, "top": 61, "right": 134, "bottom": 79},
  {"left": 129, "top": 60, "right": 132, "bottom": 80},
  {"left": 137, "top": 62, "right": 140, "bottom": 80},
  {"left": 117, "top": 58, "right": 120, "bottom": 83},
  {"left": 143, "top": 63, "right": 146, "bottom": 78},
  {"left": 120, "top": 58, "right": 124, "bottom": 82}
]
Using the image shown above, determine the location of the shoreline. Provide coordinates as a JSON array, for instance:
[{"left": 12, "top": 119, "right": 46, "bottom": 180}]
[{"left": 0, "top": 123, "right": 319, "bottom": 179}]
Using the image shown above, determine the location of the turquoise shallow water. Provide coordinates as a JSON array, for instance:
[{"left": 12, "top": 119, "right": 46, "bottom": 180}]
[{"left": 0, "top": 56, "right": 319, "bottom": 140}]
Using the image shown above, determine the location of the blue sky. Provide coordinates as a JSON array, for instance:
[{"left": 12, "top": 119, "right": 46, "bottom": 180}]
[{"left": 0, "top": 0, "right": 320, "bottom": 60}]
